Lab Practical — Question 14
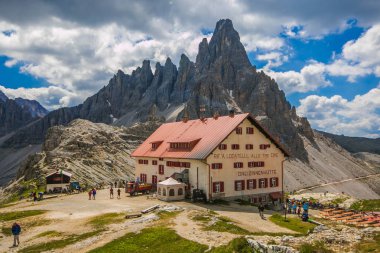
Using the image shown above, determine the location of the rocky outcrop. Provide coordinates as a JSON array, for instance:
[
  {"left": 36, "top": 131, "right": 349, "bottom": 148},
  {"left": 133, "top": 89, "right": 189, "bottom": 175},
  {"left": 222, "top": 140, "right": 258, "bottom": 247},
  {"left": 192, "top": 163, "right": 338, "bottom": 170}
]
[
  {"left": 16, "top": 119, "right": 162, "bottom": 185},
  {"left": 0, "top": 92, "right": 48, "bottom": 138},
  {"left": 247, "top": 238, "right": 296, "bottom": 253}
]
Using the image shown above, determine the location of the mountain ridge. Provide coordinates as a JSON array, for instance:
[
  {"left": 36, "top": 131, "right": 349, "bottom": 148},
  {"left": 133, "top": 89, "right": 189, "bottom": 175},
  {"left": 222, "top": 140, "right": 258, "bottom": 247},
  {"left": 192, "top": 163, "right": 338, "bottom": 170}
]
[
  {"left": 0, "top": 91, "right": 48, "bottom": 137},
  {"left": 319, "top": 131, "right": 380, "bottom": 155},
  {"left": 1, "top": 19, "right": 312, "bottom": 163}
]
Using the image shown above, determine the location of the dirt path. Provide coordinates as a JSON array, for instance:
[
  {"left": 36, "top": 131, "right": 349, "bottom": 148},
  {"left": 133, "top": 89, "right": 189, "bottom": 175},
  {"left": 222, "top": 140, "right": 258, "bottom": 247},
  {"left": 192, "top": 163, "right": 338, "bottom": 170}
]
[{"left": 295, "top": 173, "right": 380, "bottom": 193}]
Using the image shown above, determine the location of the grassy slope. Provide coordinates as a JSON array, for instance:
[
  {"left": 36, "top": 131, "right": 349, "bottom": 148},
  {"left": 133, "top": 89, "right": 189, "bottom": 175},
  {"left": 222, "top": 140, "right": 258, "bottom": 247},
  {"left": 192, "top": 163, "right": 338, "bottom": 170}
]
[
  {"left": 89, "top": 227, "right": 208, "bottom": 253},
  {"left": 269, "top": 214, "right": 316, "bottom": 235}
]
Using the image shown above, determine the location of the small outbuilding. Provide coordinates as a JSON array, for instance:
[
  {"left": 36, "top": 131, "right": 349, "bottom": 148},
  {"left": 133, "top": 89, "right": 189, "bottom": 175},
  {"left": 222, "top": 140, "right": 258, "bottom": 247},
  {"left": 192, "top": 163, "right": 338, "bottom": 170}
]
[
  {"left": 157, "top": 177, "right": 186, "bottom": 201},
  {"left": 46, "top": 170, "right": 72, "bottom": 193}
]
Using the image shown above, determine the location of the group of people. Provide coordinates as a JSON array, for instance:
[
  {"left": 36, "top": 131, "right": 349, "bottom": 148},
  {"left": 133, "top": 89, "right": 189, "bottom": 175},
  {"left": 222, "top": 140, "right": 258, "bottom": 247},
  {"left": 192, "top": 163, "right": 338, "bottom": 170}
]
[
  {"left": 87, "top": 185, "right": 123, "bottom": 200},
  {"left": 88, "top": 188, "right": 97, "bottom": 200},
  {"left": 30, "top": 191, "right": 43, "bottom": 202},
  {"left": 286, "top": 198, "right": 316, "bottom": 221},
  {"left": 109, "top": 187, "right": 121, "bottom": 199}
]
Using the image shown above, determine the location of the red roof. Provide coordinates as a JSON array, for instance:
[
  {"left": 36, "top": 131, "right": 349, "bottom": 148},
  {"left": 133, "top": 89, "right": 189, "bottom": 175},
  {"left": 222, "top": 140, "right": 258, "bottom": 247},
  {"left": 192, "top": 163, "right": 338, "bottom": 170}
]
[{"left": 131, "top": 113, "right": 289, "bottom": 159}]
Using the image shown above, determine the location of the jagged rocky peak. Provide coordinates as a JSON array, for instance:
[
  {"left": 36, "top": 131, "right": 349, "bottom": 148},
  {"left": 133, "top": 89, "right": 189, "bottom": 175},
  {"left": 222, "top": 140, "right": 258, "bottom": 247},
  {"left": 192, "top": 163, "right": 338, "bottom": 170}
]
[
  {"left": 208, "top": 19, "right": 251, "bottom": 69},
  {"left": 196, "top": 38, "right": 211, "bottom": 71}
]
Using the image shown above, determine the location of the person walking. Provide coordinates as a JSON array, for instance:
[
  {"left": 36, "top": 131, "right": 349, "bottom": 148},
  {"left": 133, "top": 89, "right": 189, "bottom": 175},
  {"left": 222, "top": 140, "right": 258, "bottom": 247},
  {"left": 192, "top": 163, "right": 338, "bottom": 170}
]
[
  {"left": 11, "top": 222, "right": 21, "bottom": 247},
  {"left": 110, "top": 187, "right": 114, "bottom": 199},
  {"left": 258, "top": 203, "right": 265, "bottom": 219},
  {"left": 92, "top": 188, "right": 96, "bottom": 200},
  {"left": 88, "top": 189, "right": 92, "bottom": 200},
  {"left": 297, "top": 203, "right": 301, "bottom": 216},
  {"left": 117, "top": 188, "right": 121, "bottom": 199},
  {"left": 292, "top": 203, "right": 297, "bottom": 214}
]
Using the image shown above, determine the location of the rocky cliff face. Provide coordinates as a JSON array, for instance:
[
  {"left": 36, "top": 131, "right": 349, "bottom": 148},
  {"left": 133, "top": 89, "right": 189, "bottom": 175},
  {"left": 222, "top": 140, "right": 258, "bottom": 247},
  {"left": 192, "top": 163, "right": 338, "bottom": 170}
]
[
  {"left": 2, "top": 19, "right": 312, "bottom": 161},
  {"left": 16, "top": 119, "right": 162, "bottom": 185},
  {"left": 0, "top": 91, "right": 48, "bottom": 137}
]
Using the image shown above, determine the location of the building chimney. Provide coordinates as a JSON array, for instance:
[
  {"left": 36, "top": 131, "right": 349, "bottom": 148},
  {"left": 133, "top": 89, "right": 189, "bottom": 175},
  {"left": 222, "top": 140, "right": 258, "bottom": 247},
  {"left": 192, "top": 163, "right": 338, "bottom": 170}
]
[
  {"left": 182, "top": 106, "right": 189, "bottom": 123},
  {"left": 229, "top": 109, "right": 235, "bottom": 117}
]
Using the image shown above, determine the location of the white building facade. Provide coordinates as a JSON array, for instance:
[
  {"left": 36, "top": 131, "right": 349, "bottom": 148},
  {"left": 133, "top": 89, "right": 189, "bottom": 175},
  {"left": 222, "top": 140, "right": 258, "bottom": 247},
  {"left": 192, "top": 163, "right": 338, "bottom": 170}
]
[{"left": 132, "top": 113, "right": 288, "bottom": 203}]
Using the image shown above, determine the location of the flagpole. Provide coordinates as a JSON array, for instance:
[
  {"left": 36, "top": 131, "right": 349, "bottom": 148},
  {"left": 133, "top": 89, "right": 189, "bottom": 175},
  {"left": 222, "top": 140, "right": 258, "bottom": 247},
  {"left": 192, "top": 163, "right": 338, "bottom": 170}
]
[{"left": 60, "top": 169, "right": 63, "bottom": 194}]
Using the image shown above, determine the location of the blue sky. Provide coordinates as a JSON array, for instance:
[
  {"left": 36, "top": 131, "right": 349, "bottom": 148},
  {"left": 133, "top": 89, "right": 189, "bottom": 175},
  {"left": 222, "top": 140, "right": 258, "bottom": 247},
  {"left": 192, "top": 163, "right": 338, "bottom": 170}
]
[
  {"left": 0, "top": 0, "right": 379, "bottom": 137},
  {"left": 249, "top": 23, "right": 379, "bottom": 107}
]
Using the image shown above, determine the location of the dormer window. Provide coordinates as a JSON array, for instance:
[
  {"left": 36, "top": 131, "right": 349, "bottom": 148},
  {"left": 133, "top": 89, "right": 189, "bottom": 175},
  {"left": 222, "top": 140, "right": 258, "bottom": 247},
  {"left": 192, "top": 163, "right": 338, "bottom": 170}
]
[
  {"left": 170, "top": 142, "right": 190, "bottom": 149},
  {"left": 168, "top": 138, "right": 201, "bottom": 151},
  {"left": 151, "top": 141, "right": 163, "bottom": 150}
]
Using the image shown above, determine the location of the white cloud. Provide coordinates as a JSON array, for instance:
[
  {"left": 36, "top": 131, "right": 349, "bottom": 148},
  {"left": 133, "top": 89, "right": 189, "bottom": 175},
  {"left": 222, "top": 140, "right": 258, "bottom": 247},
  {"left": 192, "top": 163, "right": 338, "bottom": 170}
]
[
  {"left": 264, "top": 62, "right": 331, "bottom": 93},
  {"left": 264, "top": 24, "right": 380, "bottom": 94},
  {"left": 320, "top": 24, "right": 380, "bottom": 82},
  {"left": 0, "top": 20, "right": 210, "bottom": 106},
  {"left": 257, "top": 52, "right": 289, "bottom": 68},
  {"left": 297, "top": 88, "right": 380, "bottom": 137},
  {"left": 0, "top": 85, "right": 83, "bottom": 110}
]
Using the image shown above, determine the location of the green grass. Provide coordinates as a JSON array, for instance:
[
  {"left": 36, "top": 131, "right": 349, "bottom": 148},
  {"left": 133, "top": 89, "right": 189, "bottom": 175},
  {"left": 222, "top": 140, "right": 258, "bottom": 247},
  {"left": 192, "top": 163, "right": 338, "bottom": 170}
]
[
  {"left": 205, "top": 216, "right": 251, "bottom": 235},
  {"left": 157, "top": 210, "right": 181, "bottom": 220},
  {"left": 0, "top": 210, "right": 46, "bottom": 222},
  {"left": 269, "top": 214, "right": 317, "bottom": 235},
  {"left": 1, "top": 226, "right": 12, "bottom": 236},
  {"left": 35, "top": 230, "right": 64, "bottom": 238},
  {"left": 192, "top": 214, "right": 212, "bottom": 222},
  {"left": 210, "top": 237, "right": 252, "bottom": 253},
  {"left": 89, "top": 227, "right": 208, "bottom": 253},
  {"left": 354, "top": 233, "right": 380, "bottom": 253},
  {"left": 19, "top": 230, "right": 103, "bottom": 253},
  {"left": 299, "top": 241, "right": 333, "bottom": 253},
  {"left": 350, "top": 199, "right": 380, "bottom": 212},
  {"left": 87, "top": 212, "right": 125, "bottom": 229}
]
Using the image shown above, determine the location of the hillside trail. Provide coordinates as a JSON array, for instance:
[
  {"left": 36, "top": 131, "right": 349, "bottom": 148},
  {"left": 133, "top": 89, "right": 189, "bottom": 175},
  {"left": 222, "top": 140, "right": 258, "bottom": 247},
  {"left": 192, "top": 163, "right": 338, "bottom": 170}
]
[{"left": 295, "top": 173, "right": 380, "bottom": 194}]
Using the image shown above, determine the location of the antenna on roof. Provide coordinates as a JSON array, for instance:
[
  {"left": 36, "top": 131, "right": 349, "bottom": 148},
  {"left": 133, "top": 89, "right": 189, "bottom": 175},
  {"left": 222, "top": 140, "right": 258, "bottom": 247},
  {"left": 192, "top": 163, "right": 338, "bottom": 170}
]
[{"left": 199, "top": 105, "right": 206, "bottom": 120}]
